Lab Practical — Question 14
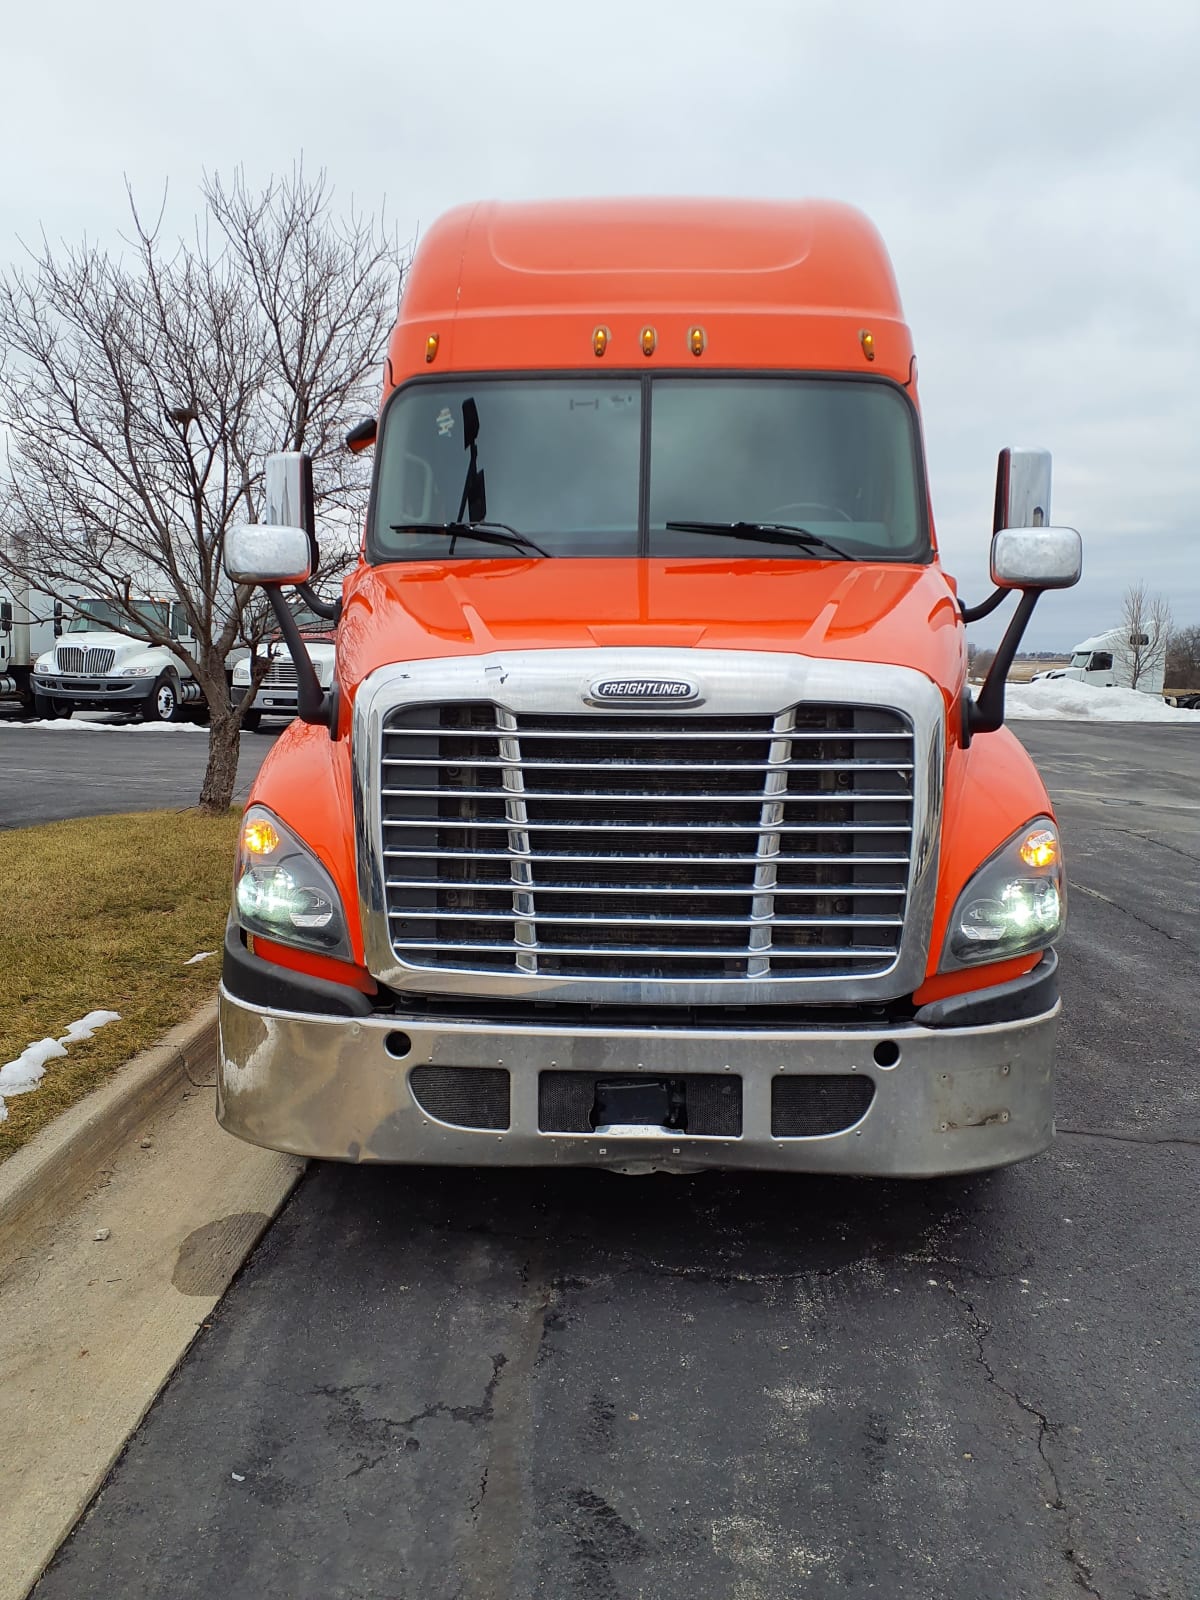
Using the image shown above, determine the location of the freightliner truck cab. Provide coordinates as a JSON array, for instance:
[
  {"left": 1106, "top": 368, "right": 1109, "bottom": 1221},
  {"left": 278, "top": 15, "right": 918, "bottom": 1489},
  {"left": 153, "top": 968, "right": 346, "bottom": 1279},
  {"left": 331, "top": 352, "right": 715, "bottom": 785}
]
[{"left": 218, "top": 198, "right": 1081, "bottom": 1176}]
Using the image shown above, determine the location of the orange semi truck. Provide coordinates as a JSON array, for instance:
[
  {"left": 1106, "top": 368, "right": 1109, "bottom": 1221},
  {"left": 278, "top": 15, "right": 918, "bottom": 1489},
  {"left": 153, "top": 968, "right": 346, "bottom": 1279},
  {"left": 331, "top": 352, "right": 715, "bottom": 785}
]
[{"left": 220, "top": 198, "right": 1081, "bottom": 1176}]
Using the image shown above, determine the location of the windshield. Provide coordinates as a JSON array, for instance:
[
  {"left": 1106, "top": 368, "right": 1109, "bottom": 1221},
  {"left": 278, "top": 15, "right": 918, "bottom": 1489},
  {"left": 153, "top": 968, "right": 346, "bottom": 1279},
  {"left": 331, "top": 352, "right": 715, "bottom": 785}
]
[
  {"left": 68, "top": 599, "right": 170, "bottom": 636},
  {"left": 371, "top": 376, "right": 928, "bottom": 563}
]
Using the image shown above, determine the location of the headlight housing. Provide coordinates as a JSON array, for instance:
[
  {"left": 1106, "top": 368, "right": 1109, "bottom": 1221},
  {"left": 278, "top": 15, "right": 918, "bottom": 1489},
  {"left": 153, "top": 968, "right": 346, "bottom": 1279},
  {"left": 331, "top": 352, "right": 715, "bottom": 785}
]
[
  {"left": 232, "top": 662, "right": 252, "bottom": 685},
  {"left": 117, "top": 664, "right": 157, "bottom": 677},
  {"left": 940, "top": 817, "right": 1065, "bottom": 970},
  {"left": 233, "top": 805, "right": 351, "bottom": 958},
  {"left": 34, "top": 653, "right": 54, "bottom": 673}
]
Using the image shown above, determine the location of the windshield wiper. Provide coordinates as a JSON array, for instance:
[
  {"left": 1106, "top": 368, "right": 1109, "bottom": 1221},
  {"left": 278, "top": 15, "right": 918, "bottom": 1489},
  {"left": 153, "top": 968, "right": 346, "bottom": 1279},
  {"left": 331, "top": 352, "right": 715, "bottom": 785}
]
[
  {"left": 390, "top": 521, "right": 549, "bottom": 557},
  {"left": 663, "top": 520, "right": 854, "bottom": 560}
]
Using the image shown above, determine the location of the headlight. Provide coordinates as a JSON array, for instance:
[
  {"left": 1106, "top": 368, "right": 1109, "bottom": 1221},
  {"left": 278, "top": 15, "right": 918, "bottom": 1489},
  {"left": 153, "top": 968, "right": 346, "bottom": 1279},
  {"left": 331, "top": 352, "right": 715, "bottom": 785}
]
[
  {"left": 118, "top": 664, "right": 157, "bottom": 677},
  {"left": 940, "top": 817, "right": 1065, "bottom": 970},
  {"left": 34, "top": 653, "right": 54, "bottom": 672},
  {"left": 232, "top": 663, "right": 251, "bottom": 684},
  {"left": 233, "top": 805, "right": 351, "bottom": 958}
]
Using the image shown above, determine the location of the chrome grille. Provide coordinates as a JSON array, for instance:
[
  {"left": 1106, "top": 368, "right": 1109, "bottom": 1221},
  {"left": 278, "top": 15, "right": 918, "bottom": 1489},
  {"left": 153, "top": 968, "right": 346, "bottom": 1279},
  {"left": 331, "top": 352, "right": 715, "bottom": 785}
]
[
  {"left": 263, "top": 658, "right": 299, "bottom": 686},
  {"left": 57, "top": 647, "right": 115, "bottom": 674},
  {"left": 379, "top": 703, "right": 914, "bottom": 983}
]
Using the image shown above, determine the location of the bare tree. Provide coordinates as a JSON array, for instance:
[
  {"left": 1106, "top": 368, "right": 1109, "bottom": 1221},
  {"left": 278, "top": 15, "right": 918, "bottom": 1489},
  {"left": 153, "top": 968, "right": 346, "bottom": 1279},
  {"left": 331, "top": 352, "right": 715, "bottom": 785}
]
[
  {"left": 972, "top": 647, "right": 996, "bottom": 682},
  {"left": 1166, "top": 624, "right": 1200, "bottom": 692},
  {"left": 0, "top": 167, "right": 402, "bottom": 811},
  {"left": 1119, "top": 582, "right": 1173, "bottom": 691}
]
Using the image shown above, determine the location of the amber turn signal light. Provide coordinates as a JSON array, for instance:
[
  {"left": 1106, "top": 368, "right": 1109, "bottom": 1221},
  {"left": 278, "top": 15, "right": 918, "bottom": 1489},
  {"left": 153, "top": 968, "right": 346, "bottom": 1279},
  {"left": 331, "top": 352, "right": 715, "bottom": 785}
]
[{"left": 1018, "top": 828, "right": 1058, "bottom": 868}]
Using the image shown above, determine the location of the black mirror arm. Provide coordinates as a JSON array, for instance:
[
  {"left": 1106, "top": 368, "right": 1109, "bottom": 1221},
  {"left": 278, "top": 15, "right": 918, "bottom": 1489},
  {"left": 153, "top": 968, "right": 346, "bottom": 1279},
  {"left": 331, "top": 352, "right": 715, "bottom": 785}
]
[
  {"left": 959, "top": 587, "right": 1007, "bottom": 624},
  {"left": 964, "top": 588, "right": 1041, "bottom": 742},
  {"left": 296, "top": 583, "right": 341, "bottom": 624},
  {"left": 265, "top": 587, "right": 329, "bottom": 727}
]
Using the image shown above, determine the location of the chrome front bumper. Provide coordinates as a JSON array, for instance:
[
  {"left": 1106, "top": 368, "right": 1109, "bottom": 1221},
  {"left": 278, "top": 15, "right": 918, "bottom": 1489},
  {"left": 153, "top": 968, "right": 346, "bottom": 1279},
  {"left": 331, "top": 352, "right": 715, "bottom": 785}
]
[{"left": 217, "top": 988, "right": 1059, "bottom": 1176}]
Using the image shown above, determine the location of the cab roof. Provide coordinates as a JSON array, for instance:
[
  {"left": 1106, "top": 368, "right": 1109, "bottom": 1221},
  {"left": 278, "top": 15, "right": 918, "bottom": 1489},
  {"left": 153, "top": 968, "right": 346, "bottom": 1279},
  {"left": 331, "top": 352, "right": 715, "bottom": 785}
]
[{"left": 388, "top": 197, "right": 915, "bottom": 388}]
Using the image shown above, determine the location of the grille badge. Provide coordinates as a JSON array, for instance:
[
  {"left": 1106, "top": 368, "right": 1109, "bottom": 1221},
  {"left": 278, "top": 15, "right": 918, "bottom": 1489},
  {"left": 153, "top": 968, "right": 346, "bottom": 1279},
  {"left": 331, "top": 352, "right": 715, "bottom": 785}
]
[{"left": 587, "top": 676, "right": 701, "bottom": 706}]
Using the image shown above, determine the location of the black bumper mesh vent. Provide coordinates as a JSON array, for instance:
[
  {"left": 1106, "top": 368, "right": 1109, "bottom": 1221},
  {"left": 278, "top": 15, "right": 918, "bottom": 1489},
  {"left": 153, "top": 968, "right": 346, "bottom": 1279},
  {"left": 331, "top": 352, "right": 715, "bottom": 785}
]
[
  {"left": 771, "top": 1074, "right": 874, "bottom": 1136},
  {"left": 408, "top": 1065, "right": 510, "bottom": 1130}
]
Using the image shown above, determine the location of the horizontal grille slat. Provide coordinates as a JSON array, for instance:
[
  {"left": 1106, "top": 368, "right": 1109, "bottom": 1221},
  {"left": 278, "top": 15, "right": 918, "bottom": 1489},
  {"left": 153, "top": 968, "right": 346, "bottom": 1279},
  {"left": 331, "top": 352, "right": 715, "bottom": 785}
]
[
  {"left": 382, "top": 757, "right": 912, "bottom": 773},
  {"left": 384, "top": 878, "right": 906, "bottom": 897},
  {"left": 379, "top": 700, "right": 914, "bottom": 981},
  {"left": 385, "top": 726, "right": 906, "bottom": 742},
  {"left": 381, "top": 817, "right": 912, "bottom": 835},
  {"left": 383, "top": 849, "right": 912, "bottom": 866},
  {"left": 388, "top": 909, "right": 904, "bottom": 928},
  {"left": 381, "top": 786, "right": 912, "bottom": 804}
]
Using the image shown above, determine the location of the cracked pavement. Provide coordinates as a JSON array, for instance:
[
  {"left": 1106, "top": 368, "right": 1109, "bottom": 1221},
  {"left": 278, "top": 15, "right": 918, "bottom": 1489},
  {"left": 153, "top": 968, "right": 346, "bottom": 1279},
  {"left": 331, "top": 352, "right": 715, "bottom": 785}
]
[{"left": 34, "top": 723, "right": 1199, "bottom": 1599}]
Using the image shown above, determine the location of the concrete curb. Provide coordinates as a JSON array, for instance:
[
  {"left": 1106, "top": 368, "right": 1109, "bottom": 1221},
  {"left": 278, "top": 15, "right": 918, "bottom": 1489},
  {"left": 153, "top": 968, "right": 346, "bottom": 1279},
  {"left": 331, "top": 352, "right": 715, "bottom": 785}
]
[{"left": 0, "top": 1001, "right": 218, "bottom": 1273}]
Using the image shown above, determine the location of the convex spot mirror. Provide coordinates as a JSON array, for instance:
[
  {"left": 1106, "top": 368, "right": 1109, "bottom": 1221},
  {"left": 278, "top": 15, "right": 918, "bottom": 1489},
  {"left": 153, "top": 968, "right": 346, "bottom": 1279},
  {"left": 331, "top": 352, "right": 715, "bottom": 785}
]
[
  {"left": 991, "top": 526, "right": 1082, "bottom": 591},
  {"left": 224, "top": 452, "right": 317, "bottom": 587}
]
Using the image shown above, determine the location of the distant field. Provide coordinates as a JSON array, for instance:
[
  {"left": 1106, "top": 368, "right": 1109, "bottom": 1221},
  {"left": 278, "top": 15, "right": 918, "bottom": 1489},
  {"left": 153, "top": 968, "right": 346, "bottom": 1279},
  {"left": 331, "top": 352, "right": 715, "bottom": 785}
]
[{"left": 1007, "top": 657, "right": 1067, "bottom": 682}]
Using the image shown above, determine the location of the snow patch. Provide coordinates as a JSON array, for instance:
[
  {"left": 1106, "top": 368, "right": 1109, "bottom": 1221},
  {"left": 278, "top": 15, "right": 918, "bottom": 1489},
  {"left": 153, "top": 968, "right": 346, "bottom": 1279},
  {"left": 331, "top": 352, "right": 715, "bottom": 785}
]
[
  {"left": 1005, "top": 679, "right": 1200, "bottom": 723},
  {"left": 0, "top": 719, "right": 205, "bottom": 733},
  {"left": 0, "top": 1009, "right": 122, "bottom": 1122}
]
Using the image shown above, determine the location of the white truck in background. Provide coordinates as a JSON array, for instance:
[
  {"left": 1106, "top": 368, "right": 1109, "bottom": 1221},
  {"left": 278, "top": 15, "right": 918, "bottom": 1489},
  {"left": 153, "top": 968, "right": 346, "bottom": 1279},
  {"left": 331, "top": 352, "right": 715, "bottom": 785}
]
[
  {"left": 0, "top": 582, "right": 59, "bottom": 713},
  {"left": 29, "top": 594, "right": 207, "bottom": 722},
  {"left": 229, "top": 603, "right": 336, "bottom": 732},
  {"left": 1032, "top": 627, "right": 1166, "bottom": 697}
]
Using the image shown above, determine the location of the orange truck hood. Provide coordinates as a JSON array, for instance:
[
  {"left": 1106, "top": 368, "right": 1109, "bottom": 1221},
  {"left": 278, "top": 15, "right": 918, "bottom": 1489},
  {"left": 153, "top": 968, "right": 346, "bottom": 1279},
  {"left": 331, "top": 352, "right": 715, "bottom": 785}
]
[{"left": 338, "top": 558, "right": 965, "bottom": 694}]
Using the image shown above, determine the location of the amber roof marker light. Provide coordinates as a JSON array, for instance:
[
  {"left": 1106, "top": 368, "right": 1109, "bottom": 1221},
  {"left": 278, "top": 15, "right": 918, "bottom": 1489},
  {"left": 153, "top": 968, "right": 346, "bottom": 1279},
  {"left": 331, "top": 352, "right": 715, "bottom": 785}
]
[
  {"left": 592, "top": 326, "right": 610, "bottom": 357},
  {"left": 689, "top": 326, "right": 706, "bottom": 357},
  {"left": 859, "top": 328, "right": 876, "bottom": 361},
  {"left": 641, "top": 326, "right": 657, "bottom": 357},
  {"left": 425, "top": 332, "right": 440, "bottom": 363}
]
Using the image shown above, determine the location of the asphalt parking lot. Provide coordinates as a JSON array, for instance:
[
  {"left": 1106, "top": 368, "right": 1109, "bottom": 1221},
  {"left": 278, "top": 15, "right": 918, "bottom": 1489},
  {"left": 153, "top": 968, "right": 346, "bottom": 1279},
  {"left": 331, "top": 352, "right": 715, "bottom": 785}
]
[
  {"left": 23, "top": 720, "right": 1200, "bottom": 1599},
  {"left": 0, "top": 714, "right": 280, "bottom": 828}
]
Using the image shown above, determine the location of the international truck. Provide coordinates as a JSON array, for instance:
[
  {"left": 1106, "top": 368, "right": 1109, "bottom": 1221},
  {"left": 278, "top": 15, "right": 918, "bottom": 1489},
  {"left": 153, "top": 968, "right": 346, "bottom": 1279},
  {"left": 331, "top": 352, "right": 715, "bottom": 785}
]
[
  {"left": 228, "top": 603, "right": 337, "bottom": 732},
  {"left": 218, "top": 198, "right": 1082, "bottom": 1177},
  {"left": 0, "top": 580, "right": 58, "bottom": 712},
  {"left": 30, "top": 593, "right": 207, "bottom": 721},
  {"left": 1031, "top": 626, "right": 1166, "bottom": 696}
]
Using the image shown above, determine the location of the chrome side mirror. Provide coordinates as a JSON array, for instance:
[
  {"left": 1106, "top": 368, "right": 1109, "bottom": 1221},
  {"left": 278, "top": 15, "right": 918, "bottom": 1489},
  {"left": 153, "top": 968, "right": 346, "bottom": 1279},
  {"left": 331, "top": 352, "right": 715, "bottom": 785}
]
[
  {"left": 224, "top": 523, "right": 314, "bottom": 586},
  {"left": 224, "top": 452, "right": 318, "bottom": 587},
  {"left": 993, "top": 447, "right": 1052, "bottom": 532},
  {"left": 991, "top": 526, "right": 1082, "bottom": 590}
]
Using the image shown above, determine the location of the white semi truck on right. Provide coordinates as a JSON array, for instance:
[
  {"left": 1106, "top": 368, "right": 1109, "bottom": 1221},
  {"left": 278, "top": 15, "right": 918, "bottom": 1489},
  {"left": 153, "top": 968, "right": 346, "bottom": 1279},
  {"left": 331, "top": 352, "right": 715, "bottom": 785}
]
[{"left": 1033, "top": 627, "right": 1166, "bottom": 697}]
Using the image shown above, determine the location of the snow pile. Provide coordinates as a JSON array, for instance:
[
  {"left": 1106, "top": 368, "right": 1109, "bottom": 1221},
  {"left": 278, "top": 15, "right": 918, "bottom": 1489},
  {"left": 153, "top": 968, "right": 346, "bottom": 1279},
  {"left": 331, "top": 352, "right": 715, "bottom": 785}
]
[
  {"left": 1005, "top": 679, "right": 1200, "bottom": 723},
  {"left": 0, "top": 1009, "right": 122, "bottom": 1123},
  {"left": 0, "top": 718, "right": 205, "bottom": 733}
]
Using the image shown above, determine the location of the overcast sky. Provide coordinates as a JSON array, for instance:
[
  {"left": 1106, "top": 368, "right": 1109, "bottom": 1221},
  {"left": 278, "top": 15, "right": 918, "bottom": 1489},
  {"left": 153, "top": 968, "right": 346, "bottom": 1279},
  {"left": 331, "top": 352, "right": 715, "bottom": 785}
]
[{"left": 3, "top": 0, "right": 1197, "bottom": 649}]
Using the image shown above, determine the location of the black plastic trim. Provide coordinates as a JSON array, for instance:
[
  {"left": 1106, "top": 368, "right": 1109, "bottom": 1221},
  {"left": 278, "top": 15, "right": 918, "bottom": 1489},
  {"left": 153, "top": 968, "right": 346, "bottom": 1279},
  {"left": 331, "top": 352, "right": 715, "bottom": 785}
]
[
  {"left": 912, "top": 949, "right": 1058, "bottom": 1029},
  {"left": 222, "top": 918, "right": 374, "bottom": 1018}
]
